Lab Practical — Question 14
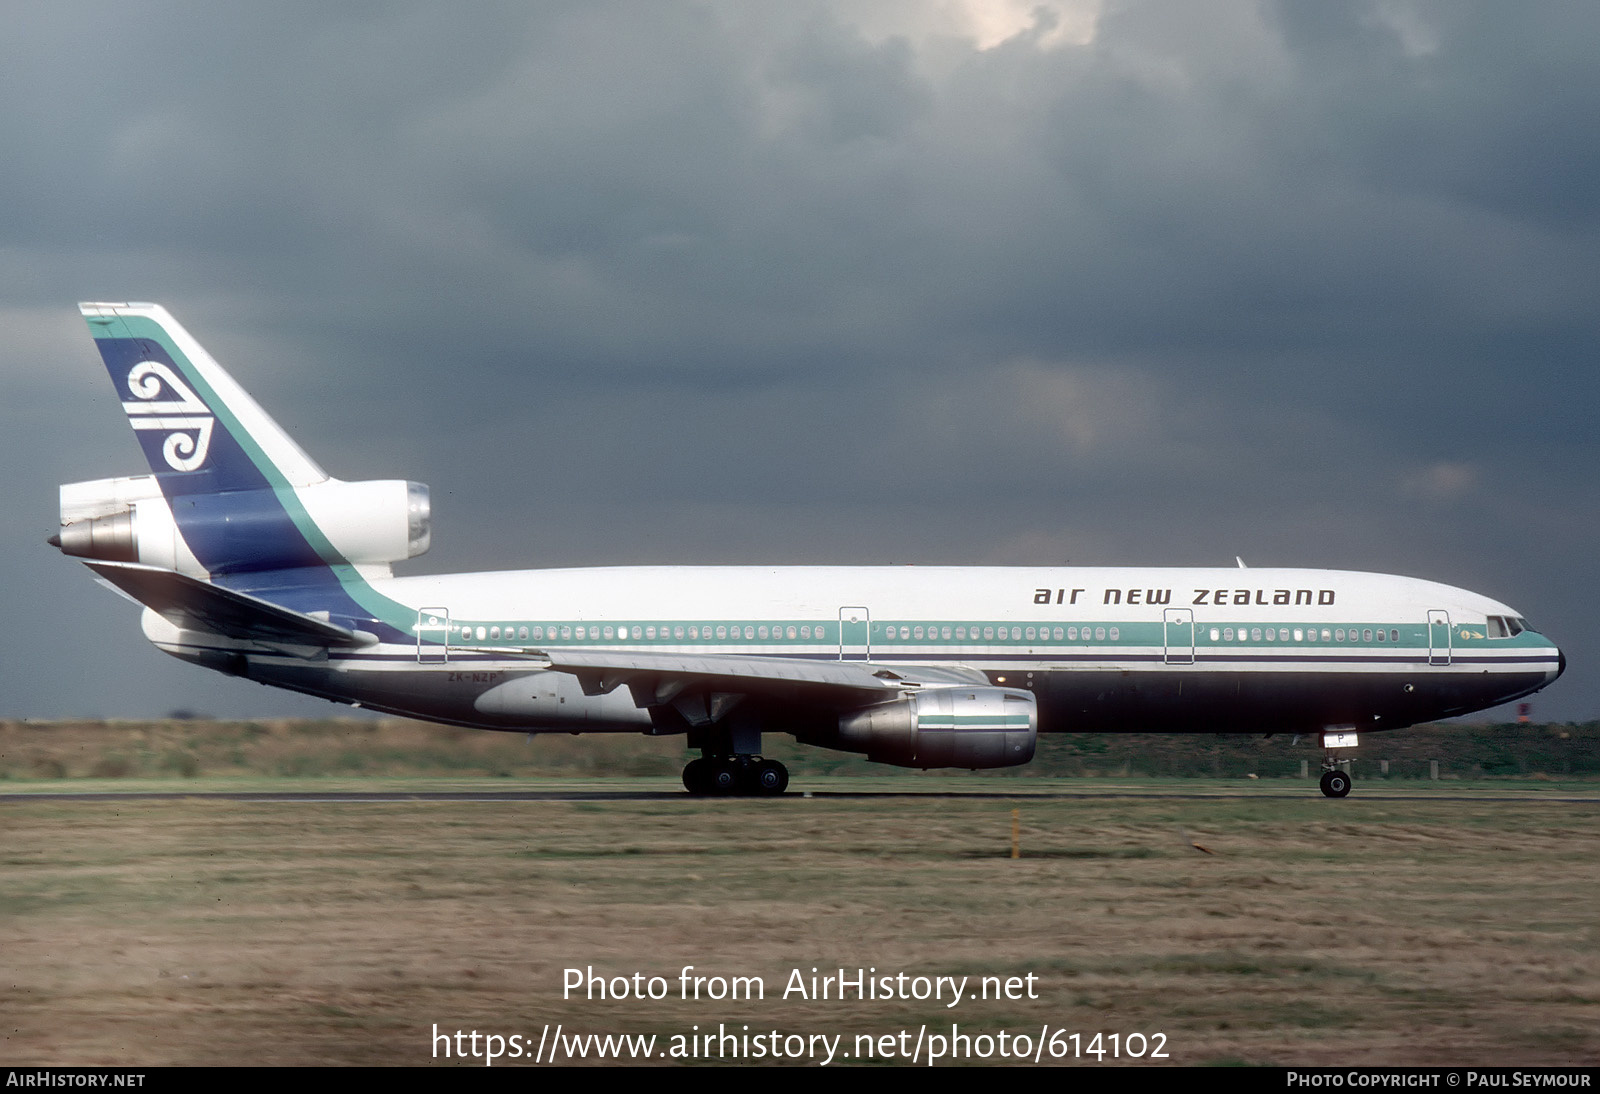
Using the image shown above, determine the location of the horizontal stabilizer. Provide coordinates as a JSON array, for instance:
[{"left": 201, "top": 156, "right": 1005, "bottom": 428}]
[{"left": 84, "top": 560, "right": 374, "bottom": 648}]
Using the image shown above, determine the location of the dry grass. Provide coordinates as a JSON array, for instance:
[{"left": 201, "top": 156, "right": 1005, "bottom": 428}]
[{"left": 1, "top": 793, "right": 1596, "bottom": 1066}]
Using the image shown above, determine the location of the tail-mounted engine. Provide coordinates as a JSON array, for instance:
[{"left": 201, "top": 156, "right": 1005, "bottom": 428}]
[
  {"left": 53, "top": 474, "right": 430, "bottom": 576},
  {"left": 802, "top": 686, "right": 1038, "bottom": 769}
]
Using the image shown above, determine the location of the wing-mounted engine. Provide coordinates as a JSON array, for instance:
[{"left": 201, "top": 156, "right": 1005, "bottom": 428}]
[
  {"left": 53, "top": 474, "right": 430, "bottom": 576},
  {"left": 801, "top": 686, "right": 1039, "bottom": 769}
]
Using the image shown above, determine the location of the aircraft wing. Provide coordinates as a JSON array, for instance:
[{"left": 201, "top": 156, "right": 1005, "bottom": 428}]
[
  {"left": 518, "top": 647, "right": 991, "bottom": 718},
  {"left": 531, "top": 648, "right": 902, "bottom": 699},
  {"left": 83, "top": 560, "right": 375, "bottom": 648}
]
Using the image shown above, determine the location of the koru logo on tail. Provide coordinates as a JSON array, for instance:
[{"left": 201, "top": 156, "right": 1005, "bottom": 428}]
[{"left": 122, "top": 360, "right": 215, "bottom": 471}]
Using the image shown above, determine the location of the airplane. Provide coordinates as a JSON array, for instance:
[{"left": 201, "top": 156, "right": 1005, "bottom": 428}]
[{"left": 52, "top": 303, "right": 1565, "bottom": 797}]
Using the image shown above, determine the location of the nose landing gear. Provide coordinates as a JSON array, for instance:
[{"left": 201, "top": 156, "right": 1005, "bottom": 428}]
[
  {"left": 1319, "top": 768, "right": 1352, "bottom": 798},
  {"left": 1318, "top": 729, "right": 1357, "bottom": 797}
]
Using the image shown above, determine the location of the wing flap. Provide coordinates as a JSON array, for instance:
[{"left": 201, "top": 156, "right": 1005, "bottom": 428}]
[{"left": 83, "top": 560, "right": 373, "bottom": 647}]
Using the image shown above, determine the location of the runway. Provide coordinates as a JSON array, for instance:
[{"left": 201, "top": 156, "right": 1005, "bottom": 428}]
[{"left": 5, "top": 787, "right": 1599, "bottom": 803}]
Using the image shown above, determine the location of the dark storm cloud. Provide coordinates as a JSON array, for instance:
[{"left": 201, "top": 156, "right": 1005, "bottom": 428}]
[{"left": 3, "top": 1, "right": 1595, "bottom": 719}]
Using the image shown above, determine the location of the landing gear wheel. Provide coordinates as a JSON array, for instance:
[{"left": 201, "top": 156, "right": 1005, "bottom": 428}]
[
  {"left": 709, "top": 760, "right": 744, "bottom": 796},
  {"left": 682, "top": 758, "right": 711, "bottom": 795},
  {"left": 752, "top": 759, "right": 789, "bottom": 796},
  {"left": 1320, "top": 769, "right": 1352, "bottom": 798}
]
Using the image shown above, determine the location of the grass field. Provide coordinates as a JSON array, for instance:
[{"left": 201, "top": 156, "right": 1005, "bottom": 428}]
[{"left": 3, "top": 788, "right": 1597, "bottom": 1066}]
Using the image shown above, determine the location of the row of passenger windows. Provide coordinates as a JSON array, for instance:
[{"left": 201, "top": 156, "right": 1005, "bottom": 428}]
[
  {"left": 459, "top": 623, "right": 831, "bottom": 642},
  {"left": 454, "top": 623, "right": 1126, "bottom": 643},
  {"left": 1209, "top": 627, "right": 1401, "bottom": 643},
  {"left": 447, "top": 622, "right": 1408, "bottom": 644},
  {"left": 885, "top": 625, "right": 1118, "bottom": 642}
]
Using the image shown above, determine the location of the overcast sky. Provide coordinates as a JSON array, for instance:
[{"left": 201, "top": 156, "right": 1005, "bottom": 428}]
[{"left": 3, "top": 1, "right": 1594, "bottom": 724}]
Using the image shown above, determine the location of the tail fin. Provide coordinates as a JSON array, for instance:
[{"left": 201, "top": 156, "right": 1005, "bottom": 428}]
[
  {"left": 66, "top": 304, "right": 428, "bottom": 580},
  {"left": 79, "top": 302, "right": 326, "bottom": 494}
]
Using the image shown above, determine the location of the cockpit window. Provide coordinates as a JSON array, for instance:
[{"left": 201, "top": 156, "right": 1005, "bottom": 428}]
[{"left": 1487, "top": 616, "right": 1530, "bottom": 639}]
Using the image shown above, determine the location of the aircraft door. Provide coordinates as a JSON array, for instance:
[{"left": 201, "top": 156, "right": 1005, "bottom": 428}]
[
  {"left": 1164, "top": 608, "right": 1195, "bottom": 665},
  {"left": 839, "top": 606, "right": 871, "bottom": 661},
  {"left": 1428, "top": 610, "right": 1451, "bottom": 665},
  {"left": 417, "top": 607, "right": 450, "bottom": 663}
]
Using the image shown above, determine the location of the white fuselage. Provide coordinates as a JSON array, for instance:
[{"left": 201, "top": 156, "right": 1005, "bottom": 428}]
[{"left": 143, "top": 564, "right": 1563, "bottom": 737}]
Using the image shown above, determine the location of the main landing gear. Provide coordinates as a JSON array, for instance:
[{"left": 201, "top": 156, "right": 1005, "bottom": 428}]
[{"left": 682, "top": 755, "right": 789, "bottom": 797}]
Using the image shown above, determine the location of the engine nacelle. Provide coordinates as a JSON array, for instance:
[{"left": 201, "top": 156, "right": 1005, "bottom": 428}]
[
  {"left": 815, "top": 687, "right": 1038, "bottom": 769},
  {"left": 55, "top": 475, "right": 430, "bottom": 574}
]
